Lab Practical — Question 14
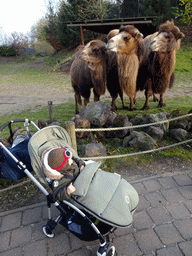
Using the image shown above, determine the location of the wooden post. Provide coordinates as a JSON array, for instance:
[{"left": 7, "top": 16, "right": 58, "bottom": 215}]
[
  {"left": 80, "top": 26, "right": 85, "bottom": 46},
  {"left": 48, "top": 101, "right": 53, "bottom": 122},
  {"left": 64, "top": 121, "right": 77, "bottom": 153}
]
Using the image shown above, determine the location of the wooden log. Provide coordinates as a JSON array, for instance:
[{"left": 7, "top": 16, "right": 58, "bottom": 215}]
[
  {"left": 64, "top": 121, "right": 77, "bottom": 153},
  {"left": 48, "top": 101, "right": 53, "bottom": 122}
]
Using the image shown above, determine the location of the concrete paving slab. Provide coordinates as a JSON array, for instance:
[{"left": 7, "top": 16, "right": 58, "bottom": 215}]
[{"left": 1, "top": 170, "right": 192, "bottom": 255}]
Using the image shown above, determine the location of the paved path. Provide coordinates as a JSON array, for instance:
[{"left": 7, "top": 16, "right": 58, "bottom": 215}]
[{"left": 1, "top": 169, "right": 192, "bottom": 256}]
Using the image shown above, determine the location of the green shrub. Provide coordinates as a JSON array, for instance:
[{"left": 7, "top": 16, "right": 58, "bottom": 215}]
[
  {"left": 0, "top": 45, "right": 16, "bottom": 57},
  {"left": 35, "top": 51, "right": 44, "bottom": 57}
]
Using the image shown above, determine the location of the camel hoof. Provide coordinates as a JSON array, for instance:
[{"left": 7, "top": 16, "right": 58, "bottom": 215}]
[
  {"left": 111, "top": 104, "right": 117, "bottom": 111},
  {"left": 153, "top": 98, "right": 159, "bottom": 102},
  {"left": 141, "top": 106, "right": 150, "bottom": 110},
  {"left": 129, "top": 107, "right": 137, "bottom": 111},
  {"left": 112, "top": 106, "right": 117, "bottom": 112},
  {"left": 158, "top": 103, "right": 166, "bottom": 108}
]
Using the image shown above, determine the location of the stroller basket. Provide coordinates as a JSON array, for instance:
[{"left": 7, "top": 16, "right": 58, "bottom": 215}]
[{"left": 0, "top": 120, "right": 139, "bottom": 256}]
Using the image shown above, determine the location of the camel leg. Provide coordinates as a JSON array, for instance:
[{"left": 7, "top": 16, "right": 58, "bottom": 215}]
[
  {"left": 158, "top": 94, "right": 166, "bottom": 107},
  {"left": 153, "top": 93, "right": 159, "bottom": 102},
  {"left": 93, "top": 88, "right": 100, "bottom": 102},
  {"left": 141, "top": 79, "right": 153, "bottom": 110},
  {"left": 141, "top": 89, "right": 152, "bottom": 110},
  {"left": 129, "top": 97, "right": 136, "bottom": 111},
  {"left": 84, "top": 98, "right": 90, "bottom": 106},
  {"left": 82, "top": 87, "right": 91, "bottom": 107},
  {"left": 119, "top": 90, "right": 128, "bottom": 109},
  {"left": 111, "top": 96, "right": 118, "bottom": 111},
  {"left": 75, "top": 93, "right": 82, "bottom": 114},
  {"left": 133, "top": 91, "right": 137, "bottom": 104}
]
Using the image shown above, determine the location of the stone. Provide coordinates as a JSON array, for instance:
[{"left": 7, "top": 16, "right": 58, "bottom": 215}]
[
  {"left": 49, "top": 121, "right": 62, "bottom": 127},
  {"left": 186, "top": 122, "right": 192, "bottom": 132},
  {"left": 80, "top": 143, "right": 107, "bottom": 160},
  {"left": 79, "top": 102, "right": 112, "bottom": 126},
  {"left": 141, "top": 112, "right": 169, "bottom": 133},
  {"left": 38, "top": 118, "right": 49, "bottom": 128},
  {"left": 172, "top": 121, "right": 188, "bottom": 130},
  {"left": 106, "top": 115, "right": 132, "bottom": 138},
  {"left": 170, "top": 128, "right": 187, "bottom": 141},
  {"left": 105, "top": 111, "right": 117, "bottom": 126},
  {"left": 123, "top": 131, "right": 155, "bottom": 150},
  {"left": 74, "top": 117, "right": 90, "bottom": 139},
  {"left": 145, "top": 126, "right": 164, "bottom": 141},
  {"left": 130, "top": 115, "right": 145, "bottom": 126}
]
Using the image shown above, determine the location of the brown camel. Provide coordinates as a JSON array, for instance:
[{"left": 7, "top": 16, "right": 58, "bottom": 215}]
[
  {"left": 107, "top": 25, "right": 144, "bottom": 110},
  {"left": 136, "top": 20, "right": 185, "bottom": 110},
  {"left": 70, "top": 40, "right": 107, "bottom": 114}
]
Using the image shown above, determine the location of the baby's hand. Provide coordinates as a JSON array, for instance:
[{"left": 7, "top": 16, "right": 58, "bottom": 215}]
[{"left": 67, "top": 183, "right": 76, "bottom": 195}]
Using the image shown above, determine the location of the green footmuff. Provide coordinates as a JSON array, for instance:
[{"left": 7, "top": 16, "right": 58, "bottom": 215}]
[{"left": 70, "top": 161, "right": 139, "bottom": 228}]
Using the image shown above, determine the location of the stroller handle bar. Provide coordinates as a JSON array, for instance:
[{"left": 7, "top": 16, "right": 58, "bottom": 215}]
[
  {"left": 0, "top": 119, "right": 40, "bottom": 144},
  {"left": 0, "top": 119, "right": 40, "bottom": 133}
]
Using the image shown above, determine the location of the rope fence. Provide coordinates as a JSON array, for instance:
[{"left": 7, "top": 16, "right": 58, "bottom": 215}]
[
  {"left": 0, "top": 112, "right": 191, "bottom": 193},
  {"left": 81, "top": 138, "right": 192, "bottom": 161},
  {"left": 75, "top": 113, "right": 192, "bottom": 132},
  {"left": 75, "top": 112, "right": 192, "bottom": 160}
]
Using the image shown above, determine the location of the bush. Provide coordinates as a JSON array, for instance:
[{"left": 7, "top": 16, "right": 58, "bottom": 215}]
[
  {"left": 0, "top": 45, "right": 16, "bottom": 57},
  {"left": 33, "top": 40, "right": 55, "bottom": 56}
]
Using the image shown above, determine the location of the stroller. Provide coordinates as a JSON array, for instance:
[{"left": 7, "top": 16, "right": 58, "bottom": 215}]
[{"left": 0, "top": 119, "right": 139, "bottom": 256}]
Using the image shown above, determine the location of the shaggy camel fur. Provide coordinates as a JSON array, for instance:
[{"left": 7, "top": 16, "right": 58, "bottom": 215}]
[
  {"left": 107, "top": 25, "right": 144, "bottom": 110},
  {"left": 70, "top": 40, "right": 107, "bottom": 114},
  {"left": 136, "top": 20, "right": 184, "bottom": 110},
  {"left": 106, "top": 29, "right": 129, "bottom": 111}
]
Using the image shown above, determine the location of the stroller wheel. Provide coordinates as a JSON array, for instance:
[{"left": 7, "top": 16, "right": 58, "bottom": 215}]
[
  {"left": 42, "top": 225, "right": 55, "bottom": 238},
  {"left": 97, "top": 243, "right": 116, "bottom": 256},
  {"left": 106, "top": 244, "right": 115, "bottom": 256}
]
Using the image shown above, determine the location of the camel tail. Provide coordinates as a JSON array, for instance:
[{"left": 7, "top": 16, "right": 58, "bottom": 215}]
[{"left": 169, "top": 73, "right": 175, "bottom": 88}]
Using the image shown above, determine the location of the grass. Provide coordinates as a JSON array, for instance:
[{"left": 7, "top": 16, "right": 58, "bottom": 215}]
[
  {"left": 0, "top": 62, "right": 69, "bottom": 88},
  {"left": 175, "top": 46, "right": 192, "bottom": 73}
]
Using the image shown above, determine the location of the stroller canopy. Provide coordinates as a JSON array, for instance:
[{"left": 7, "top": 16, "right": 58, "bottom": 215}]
[{"left": 28, "top": 125, "right": 78, "bottom": 184}]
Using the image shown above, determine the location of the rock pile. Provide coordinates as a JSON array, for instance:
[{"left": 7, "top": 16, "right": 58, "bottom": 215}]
[{"left": 71, "top": 102, "right": 192, "bottom": 158}]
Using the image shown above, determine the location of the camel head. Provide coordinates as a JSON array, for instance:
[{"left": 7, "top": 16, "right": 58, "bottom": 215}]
[
  {"left": 107, "top": 25, "right": 143, "bottom": 54},
  {"left": 79, "top": 40, "right": 107, "bottom": 71},
  {"left": 107, "top": 29, "right": 119, "bottom": 42},
  {"left": 150, "top": 20, "right": 185, "bottom": 53}
]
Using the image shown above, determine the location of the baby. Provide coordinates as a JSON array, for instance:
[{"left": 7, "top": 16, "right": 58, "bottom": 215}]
[{"left": 42, "top": 147, "right": 85, "bottom": 201}]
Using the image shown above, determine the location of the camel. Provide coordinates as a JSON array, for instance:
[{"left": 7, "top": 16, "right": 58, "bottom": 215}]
[
  {"left": 70, "top": 40, "right": 107, "bottom": 114},
  {"left": 106, "top": 28, "right": 129, "bottom": 111},
  {"left": 107, "top": 25, "right": 144, "bottom": 110},
  {"left": 136, "top": 20, "right": 185, "bottom": 110}
]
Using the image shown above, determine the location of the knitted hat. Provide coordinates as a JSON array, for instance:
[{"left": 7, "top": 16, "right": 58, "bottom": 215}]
[{"left": 43, "top": 147, "right": 72, "bottom": 179}]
